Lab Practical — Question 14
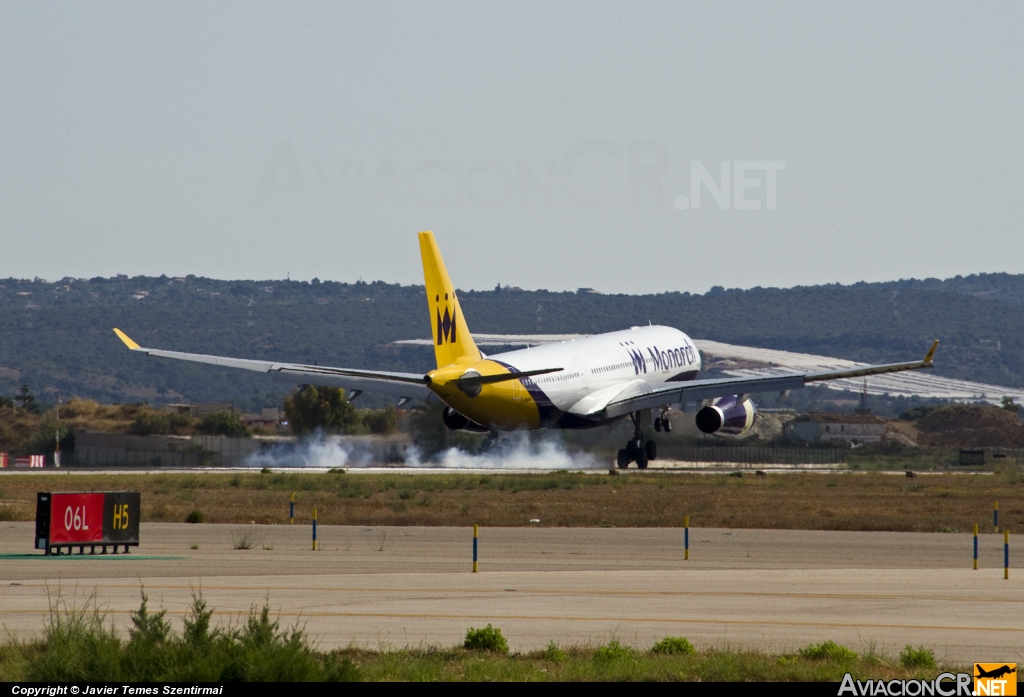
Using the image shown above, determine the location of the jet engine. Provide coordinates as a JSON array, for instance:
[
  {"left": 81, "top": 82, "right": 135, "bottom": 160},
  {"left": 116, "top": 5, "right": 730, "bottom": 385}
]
[
  {"left": 694, "top": 396, "right": 757, "bottom": 436},
  {"left": 441, "top": 406, "right": 490, "bottom": 433}
]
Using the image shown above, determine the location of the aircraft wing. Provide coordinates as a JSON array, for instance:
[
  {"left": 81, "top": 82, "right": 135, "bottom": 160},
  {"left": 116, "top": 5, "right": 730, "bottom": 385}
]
[
  {"left": 596, "top": 341, "right": 939, "bottom": 419},
  {"left": 113, "top": 329, "right": 432, "bottom": 400}
]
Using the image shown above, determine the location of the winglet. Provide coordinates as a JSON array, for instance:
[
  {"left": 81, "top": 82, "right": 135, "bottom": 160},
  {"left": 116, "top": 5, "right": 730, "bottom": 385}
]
[
  {"left": 923, "top": 339, "right": 939, "bottom": 365},
  {"left": 113, "top": 328, "right": 141, "bottom": 350}
]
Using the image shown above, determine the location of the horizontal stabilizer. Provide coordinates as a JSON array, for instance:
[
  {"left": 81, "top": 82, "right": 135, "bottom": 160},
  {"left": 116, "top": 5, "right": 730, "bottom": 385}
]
[{"left": 451, "top": 367, "right": 563, "bottom": 389}]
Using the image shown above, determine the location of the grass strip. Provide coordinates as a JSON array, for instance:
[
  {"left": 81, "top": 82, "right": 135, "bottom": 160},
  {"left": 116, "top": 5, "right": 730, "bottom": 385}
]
[{"left": 1, "top": 469, "right": 1022, "bottom": 531}]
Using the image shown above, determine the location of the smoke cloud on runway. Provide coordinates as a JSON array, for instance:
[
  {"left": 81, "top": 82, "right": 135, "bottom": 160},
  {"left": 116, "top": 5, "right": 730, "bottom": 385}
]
[
  {"left": 242, "top": 433, "right": 362, "bottom": 469},
  {"left": 243, "top": 432, "right": 599, "bottom": 470},
  {"left": 409, "top": 435, "right": 599, "bottom": 470}
]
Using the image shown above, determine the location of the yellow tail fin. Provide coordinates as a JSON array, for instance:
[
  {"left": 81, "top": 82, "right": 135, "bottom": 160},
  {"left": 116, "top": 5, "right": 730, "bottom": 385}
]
[{"left": 419, "top": 231, "right": 481, "bottom": 368}]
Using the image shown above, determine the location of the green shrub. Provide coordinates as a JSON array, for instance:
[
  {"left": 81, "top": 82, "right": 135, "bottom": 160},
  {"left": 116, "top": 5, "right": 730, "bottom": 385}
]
[
  {"left": 593, "top": 639, "right": 634, "bottom": 663},
  {"left": 652, "top": 636, "right": 696, "bottom": 655},
  {"left": 130, "top": 410, "right": 194, "bottom": 436},
  {"left": 899, "top": 405, "right": 940, "bottom": 421},
  {"left": 363, "top": 405, "right": 399, "bottom": 434},
  {"left": 197, "top": 412, "right": 250, "bottom": 438},
  {"left": 284, "top": 386, "right": 365, "bottom": 435},
  {"left": 25, "top": 591, "right": 360, "bottom": 681},
  {"left": 543, "top": 641, "right": 567, "bottom": 662},
  {"left": 899, "top": 645, "right": 936, "bottom": 668},
  {"left": 798, "top": 640, "right": 857, "bottom": 661},
  {"left": 463, "top": 624, "right": 508, "bottom": 653},
  {"left": 185, "top": 510, "right": 204, "bottom": 524}
]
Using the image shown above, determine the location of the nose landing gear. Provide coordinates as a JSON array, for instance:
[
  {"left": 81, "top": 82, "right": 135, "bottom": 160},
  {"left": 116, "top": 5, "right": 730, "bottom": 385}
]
[{"left": 616, "top": 411, "right": 659, "bottom": 469}]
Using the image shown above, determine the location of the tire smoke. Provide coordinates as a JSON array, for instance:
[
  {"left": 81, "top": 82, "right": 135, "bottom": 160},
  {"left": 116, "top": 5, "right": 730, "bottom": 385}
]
[{"left": 243, "top": 432, "right": 599, "bottom": 470}]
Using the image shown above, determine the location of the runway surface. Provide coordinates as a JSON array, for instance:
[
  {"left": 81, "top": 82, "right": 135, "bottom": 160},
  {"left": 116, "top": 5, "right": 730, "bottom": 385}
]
[{"left": 1, "top": 523, "right": 1019, "bottom": 663}]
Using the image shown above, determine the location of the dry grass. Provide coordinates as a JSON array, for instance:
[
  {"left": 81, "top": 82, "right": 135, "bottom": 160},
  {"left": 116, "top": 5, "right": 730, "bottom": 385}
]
[
  {"left": 0, "top": 406, "right": 45, "bottom": 455},
  {"left": 0, "top": 400, "right": 147, "bottom": 455},
  {"left": 55, "top": 399, "right": 142, "bottom": 434},
  {"left": 0, "top": 468, "right": 1021, "bottom": 531}
]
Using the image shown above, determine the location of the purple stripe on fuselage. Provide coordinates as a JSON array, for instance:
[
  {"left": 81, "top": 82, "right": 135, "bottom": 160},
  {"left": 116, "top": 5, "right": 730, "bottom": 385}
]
[{"left": 492, "top": 360, "right": 562, "bottom": 426}]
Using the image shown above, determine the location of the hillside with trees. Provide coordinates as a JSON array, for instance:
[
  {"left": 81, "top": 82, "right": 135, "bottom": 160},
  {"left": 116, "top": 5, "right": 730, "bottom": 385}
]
[{"left": 3, "top": 272, "right": 1024, "bottom": 411}]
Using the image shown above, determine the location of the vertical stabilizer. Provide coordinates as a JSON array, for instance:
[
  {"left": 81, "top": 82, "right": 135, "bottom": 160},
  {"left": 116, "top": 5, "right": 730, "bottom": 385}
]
[{"left": 419, "top": 231, "right": 481, "bottom": 368}]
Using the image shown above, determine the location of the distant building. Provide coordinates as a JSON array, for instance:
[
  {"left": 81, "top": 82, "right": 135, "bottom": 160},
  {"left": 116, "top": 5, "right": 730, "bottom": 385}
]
[
  {"left": 163, "top": 402, "right": 236, "bottom": 417},
  {"left": 241, "top": 407, "right": 283, "bottom": 430},
  {"left": 785, "top": 412, "right": 888, "bottom": 443}
]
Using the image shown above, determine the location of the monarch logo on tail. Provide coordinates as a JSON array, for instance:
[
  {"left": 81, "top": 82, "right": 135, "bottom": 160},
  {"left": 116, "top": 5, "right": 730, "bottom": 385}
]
[
  {"left": 419, "top": 231, "right": 481, "bottom": 368},
  {"left": 436, "top": 303, "right": 457, "bottom": 345}
]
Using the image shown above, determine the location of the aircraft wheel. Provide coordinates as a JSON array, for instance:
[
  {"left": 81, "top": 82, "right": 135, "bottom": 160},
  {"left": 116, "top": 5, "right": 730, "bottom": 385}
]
[
  {"left": 663, "top": 418, "right": 672, "bottom": 433},
  {"left": 654, "top": 418, "right": 663, "bottom": 432},
  {"left": 636, "top": 450, "right": 649, "bottom": 469},
  {"left": 625, "top": 441, "right": 639, "bottom": 461},
  {"left": 645, "top": 440, "right": 657, "bottom": 461},
  {"left": 616, "top": 449, "right": 629, "bottom": 469}
]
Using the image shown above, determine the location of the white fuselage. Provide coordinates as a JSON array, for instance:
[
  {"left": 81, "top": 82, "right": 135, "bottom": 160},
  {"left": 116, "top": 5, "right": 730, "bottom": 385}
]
[{"left": 485, "top": 325, "right": 700, "bottom": 420}]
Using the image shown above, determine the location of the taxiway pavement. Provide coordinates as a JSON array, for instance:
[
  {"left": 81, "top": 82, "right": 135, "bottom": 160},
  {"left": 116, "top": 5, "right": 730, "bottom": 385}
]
[{"left": 1, "top": 523, "right": 1018, "bottom": 663}]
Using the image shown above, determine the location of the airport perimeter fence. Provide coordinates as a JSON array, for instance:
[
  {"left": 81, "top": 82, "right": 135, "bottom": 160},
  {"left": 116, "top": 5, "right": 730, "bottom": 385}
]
[
  {"left": 667, "top": 445, "right": 846, "bottom": 465},
  {"left": 67, "top": 430, "right": 410, "bottom": 468},
  {"left": 71, "top": 431, "right": 262, "bottom": 468}
]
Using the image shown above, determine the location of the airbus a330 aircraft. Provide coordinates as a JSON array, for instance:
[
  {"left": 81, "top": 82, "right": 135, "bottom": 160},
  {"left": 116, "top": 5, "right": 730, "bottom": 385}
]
[{"left": 115, "top": 231, "right": 939, "bottom": 468}]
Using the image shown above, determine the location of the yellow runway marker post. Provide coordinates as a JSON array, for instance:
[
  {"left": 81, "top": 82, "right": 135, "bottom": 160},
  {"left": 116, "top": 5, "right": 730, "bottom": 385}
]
[
  {"left": 312, "top": 507, "right": 318, "bottom": 551},
  {"left": 472, "top": 523, "right": 478, "bottom": 573},
  {"left": 1005, "top": 530, "right": 1009, "bottom": 580},
  {"left": 974, "top": 523, "right": 978, "bottom": 570},
  {"left": 289, "top": 492, "right": 295, "bottom": 525},
  {"left": 684, "top": 515, "right": 690, "bottom": 561}
]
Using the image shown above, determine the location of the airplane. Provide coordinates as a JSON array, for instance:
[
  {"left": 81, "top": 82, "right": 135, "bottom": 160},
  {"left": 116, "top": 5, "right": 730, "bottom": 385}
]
[
  {"left": 114, "top": 231, "right": 939, "bottom": 469},
  {"left": 975, "top": 665, "right": 1016, "bottom": 680}
]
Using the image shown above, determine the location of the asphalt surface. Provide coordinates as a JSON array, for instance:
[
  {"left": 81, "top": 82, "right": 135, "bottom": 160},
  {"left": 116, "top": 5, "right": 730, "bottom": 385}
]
[{"left": 1, "top": 523, "right": 1019, "bottom": 663}]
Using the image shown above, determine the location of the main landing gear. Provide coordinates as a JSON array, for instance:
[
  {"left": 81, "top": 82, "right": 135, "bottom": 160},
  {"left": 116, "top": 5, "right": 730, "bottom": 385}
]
[
  {"left": 616, "top": 411, "right": 664, "bottom": 469},
  {"left": 482, "top": 430, "right": 510, "bottom": 452}
]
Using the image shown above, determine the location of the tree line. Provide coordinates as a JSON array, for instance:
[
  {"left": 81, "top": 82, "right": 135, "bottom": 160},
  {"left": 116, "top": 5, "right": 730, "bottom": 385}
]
[{"left": 4, "top": 271, "right": 1024, "bottom": 410}]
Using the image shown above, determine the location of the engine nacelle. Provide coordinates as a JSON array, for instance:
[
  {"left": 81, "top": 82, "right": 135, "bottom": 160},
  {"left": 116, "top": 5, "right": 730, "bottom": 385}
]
[
  {"left": 441, "top": 406, "right": 490, "bottom": 433},
  {"left": 695, "top": 396, "right": 757, "bottom": 437}
]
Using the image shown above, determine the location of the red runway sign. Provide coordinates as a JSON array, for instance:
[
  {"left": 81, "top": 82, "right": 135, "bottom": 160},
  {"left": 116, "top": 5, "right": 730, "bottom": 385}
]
[
  {"left": 35, "top": 491, "right": 141, "bottom": 554},
  {"left": 47, "top": 493, "right": 105, "bottom": 544}
]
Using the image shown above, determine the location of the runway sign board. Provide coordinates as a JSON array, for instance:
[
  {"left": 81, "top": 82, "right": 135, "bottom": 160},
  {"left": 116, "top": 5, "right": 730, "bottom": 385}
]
[
  {"left": 5, "top": 455, "right": 44, "bottom": 468},
  {"left": 35, "top": 491, "right": 141, "bottom": 554}
]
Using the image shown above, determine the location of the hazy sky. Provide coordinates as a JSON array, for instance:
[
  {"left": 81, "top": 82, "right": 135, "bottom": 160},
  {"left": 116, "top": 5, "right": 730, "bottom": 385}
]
[{"left": 2, "top": 2, "right": 1022, "bottom": 294}]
